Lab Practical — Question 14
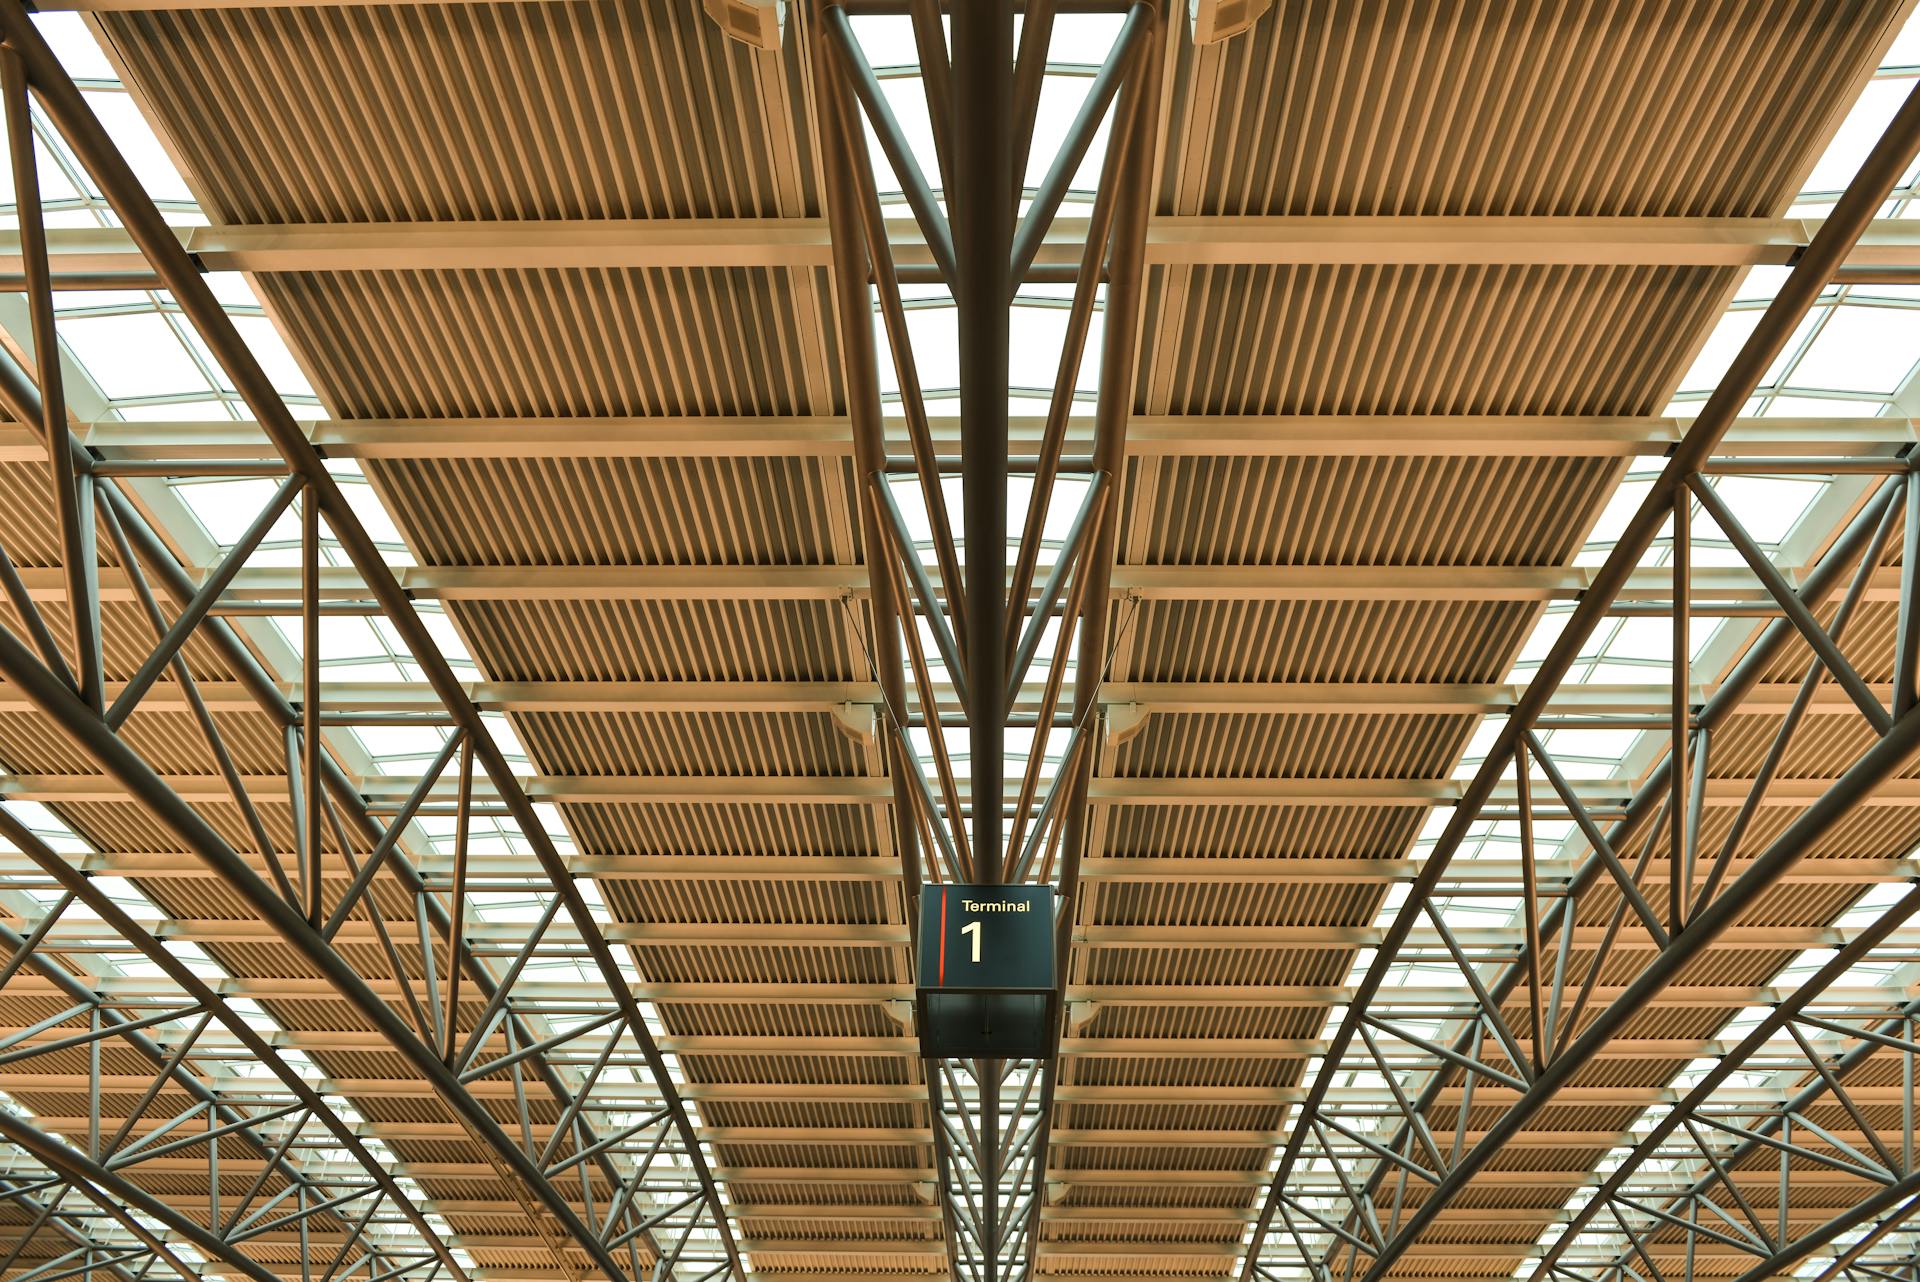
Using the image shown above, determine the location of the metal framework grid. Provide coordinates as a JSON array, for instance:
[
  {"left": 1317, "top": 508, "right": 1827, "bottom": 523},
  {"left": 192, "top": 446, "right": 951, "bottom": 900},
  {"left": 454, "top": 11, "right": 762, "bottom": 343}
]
[{"left": 3, "top": 4, "right": 1920, "bottom": 1282}]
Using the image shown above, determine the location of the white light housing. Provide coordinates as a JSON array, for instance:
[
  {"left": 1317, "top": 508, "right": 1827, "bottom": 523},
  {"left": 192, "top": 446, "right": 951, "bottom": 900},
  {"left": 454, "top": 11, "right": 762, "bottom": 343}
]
[
  {"left": 702, "top": 0, "right": 784, "bottom": 49},
  {"left": 1190, "top": 0, "right": 1274, "bottom": 44}
]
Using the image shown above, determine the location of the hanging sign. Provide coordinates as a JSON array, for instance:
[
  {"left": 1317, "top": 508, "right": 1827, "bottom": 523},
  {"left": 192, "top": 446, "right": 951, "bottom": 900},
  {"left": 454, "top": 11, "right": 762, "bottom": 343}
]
[{"left": 914, "top": 883, "right": 1058, "bottom": 1059}]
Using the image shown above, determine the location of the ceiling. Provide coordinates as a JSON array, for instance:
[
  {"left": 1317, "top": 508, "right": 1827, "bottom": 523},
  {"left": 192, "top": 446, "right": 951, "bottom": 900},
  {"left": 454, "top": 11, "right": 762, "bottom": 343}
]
[{"left": 3, "top": 3, "right": 1920, "bottom": 1282}]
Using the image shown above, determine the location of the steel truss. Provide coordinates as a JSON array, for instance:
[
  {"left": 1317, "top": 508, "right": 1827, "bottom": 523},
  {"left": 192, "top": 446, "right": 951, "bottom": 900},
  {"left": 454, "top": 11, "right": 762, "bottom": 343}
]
[
  {"left": 1238, "top": 65, "right": 1920, "bottom": 1282},
  {"left": 807, "top": 1, "right": 1165, "bottom": 1278},
  {"left": 0, "top": 813, "right": 459, "bottom": 1282},
  {"left": 0, "top": 10, "right": 746, "bottom": 1281}
]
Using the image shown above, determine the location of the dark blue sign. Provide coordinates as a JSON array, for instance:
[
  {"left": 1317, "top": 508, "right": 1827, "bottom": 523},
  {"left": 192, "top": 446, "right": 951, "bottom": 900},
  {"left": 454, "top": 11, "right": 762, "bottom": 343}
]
[{"left": 915, "top": 884, "right": 1057, "bottom": 1059}]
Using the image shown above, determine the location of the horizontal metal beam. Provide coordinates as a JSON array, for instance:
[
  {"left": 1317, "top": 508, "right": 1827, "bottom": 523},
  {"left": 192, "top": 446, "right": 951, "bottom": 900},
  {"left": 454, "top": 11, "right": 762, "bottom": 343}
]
[
  {"left": 0, "top": 678, "right": 1872, "bottom": 719},
  {"left": 40, "top": 1198, "right": 938, "bottom": 1221},
  {"left": 0, "top": 678, "right": 884, "bottom": 714},
  {"left": 9, "top": 215, "right": 1920, "bottom": 273},
  {"left": 2, "top": 563, "right": 1887, "bottom": 604},
  {"left": 6, "top": 563, "right": 868, "bottom": 602},
  {"left": 1142, "top": 214, "right": 1920, "bottom": 267},
  {"left": 0, "top": 849, "right": 903, "bottom": 881},
  {"left": 0, "top": 770, "right": 1885, "bottom": 817},
  {"left": 16, "top": 915, "right": 1918, "bottom": 952},
  {"left": 7, "top": 770, "right": 1920, "bottom": 808},
  {"left": 13, "top": 1218, "right": 1881, "bottom": 1258},
  {"left": 1105, "top": 563, "right": 1902, "bottom": 603},
  {"left": 9, "top": 973, "right": 1909, "bottom": 1008},
  {"left": 1075, "top": 855, "right": 1920, "bottom": 883},
  {"left": 17, "top": 1072, "right": 1905, "bottom": 1111},
  {"left": 18, "top": 414, "right": 1918, "bottom": 464},
  {"left": 0, "top": 1023, "right": 1889, "bottom": 1059},
  {"left": 2, "top": 849, "right": 1904, "bottom": 886},
  {"left": 0, "top": 770, "right": 893, "bottom": 804},
  {"left": 1089, "top": 774, "right": 1920, "bottom": 806},
  {"left": 1099, "top": 680, "right": 1889, "bottom": 715}
]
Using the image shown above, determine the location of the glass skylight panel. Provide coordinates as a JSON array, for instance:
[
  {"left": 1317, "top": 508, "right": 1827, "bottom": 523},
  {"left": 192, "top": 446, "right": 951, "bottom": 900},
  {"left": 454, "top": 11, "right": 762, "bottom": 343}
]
[
  {"left": 1760, "top": 394, "right": 1891, "bottom": 416},
  {"left": 170, "top": 475, "right": 294, "bottom": 544},
  {"left": 332, "top": 473, "right": 410, "bottom": 545},
  {"left": 877, "top": 301, "right": 960, "bottom": 393},
  {"left": 1803, "top": 75, "right": 1920, "bottom": 196},
  {"left": 1676, "top": 309, "right": 1765, "bottom": 394},
  {"left": 1789, "top": 301, "right": 1920, "bottom": 391},
  {"left": 1025, "top": 75, "right": 1115, "bottom": 192},
  {"left": 1707, "top": 475, "right": 1823, "bottom": 541},
  {"left": 79, "top": 90, "right": 192, "bottom": 203},
  {"left": 229, "top": 313, "right": 315, "bottom": 396},
  {"left": 203, "top": 270, "right": 259, "bottom": 307},
  {"left": 867, "top": 79, "right": 940, "bottom": 194},
  {"left": 0, "top": 137, "right": 78, "bottom": 210},
  {"left": 58, "top": 310, "right": 208, "bottom": 398},
  {"left": 32, "top": 14, "right": 114, "bottom": 81},
  {"left": 0, "top": 77, "right": 323, "bottom": 421},
  {"left": 1009, "top": 303, "right": 1102, "bottom": 390},
  {"left": 846, "top": 14, "right": 918, "bottom": 67}
]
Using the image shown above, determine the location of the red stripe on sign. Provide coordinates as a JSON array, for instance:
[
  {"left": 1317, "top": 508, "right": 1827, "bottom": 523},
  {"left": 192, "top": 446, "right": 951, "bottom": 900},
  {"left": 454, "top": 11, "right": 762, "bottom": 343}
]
[{"left": 938, "top": 887, "right": 948, "bottom": 985}]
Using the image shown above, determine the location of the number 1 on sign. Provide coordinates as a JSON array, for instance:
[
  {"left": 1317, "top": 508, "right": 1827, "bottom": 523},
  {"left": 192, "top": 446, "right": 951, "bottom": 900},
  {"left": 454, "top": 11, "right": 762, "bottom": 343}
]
[{"left": 961, "top": 919, "right": 981, "bottom": 963}]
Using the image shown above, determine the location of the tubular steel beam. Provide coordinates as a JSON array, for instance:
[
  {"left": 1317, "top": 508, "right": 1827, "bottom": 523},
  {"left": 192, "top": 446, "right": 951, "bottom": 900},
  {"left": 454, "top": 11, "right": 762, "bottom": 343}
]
[
  {"left": 1534, "top": 897, "right": 1920, "bottom": 1279},
  {"left": 0, "top": 1107, "right": 286, "bottom": 1282},
  {"left": 1, "top": 45, "right": 97, "bottom": 717},
  {"left": 0, "top": 315, "right": 700, "bottom": 1282},
  {"left": 1022, "top": 3, "right": 1165, "bottom": 1274},
  {"left": 0, "top": 807, "right": 469, "bottom": 1282},
  {"left": 806, "top": 2, "right": 954, "bottom": 1274},
  {"left": 807, "top": 3, "right": 1164, "bottom": 1277},
  {"left": 0, "top": 10, "right": 744, "bottom": 1280},
  {"left": 952, "top": 0, "right": 1015, "bottom": 881},
  {"left": 1239, "top": 66, "right": 1920, "bottom": 1282},
  {"left": 1006, "top": 4, "right": 1148, "bottom": 285}
]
